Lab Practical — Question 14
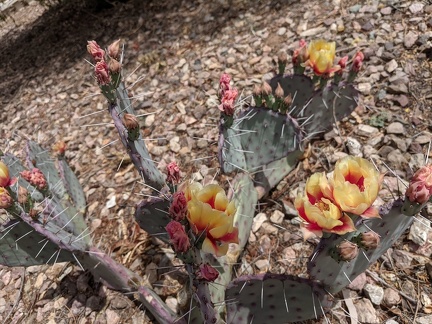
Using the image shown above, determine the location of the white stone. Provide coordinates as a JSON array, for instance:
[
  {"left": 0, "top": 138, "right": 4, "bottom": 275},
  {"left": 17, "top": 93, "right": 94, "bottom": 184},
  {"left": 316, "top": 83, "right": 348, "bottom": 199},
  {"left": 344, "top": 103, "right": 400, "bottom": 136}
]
[
  {"left": 409, "top": 218, "right": 430, "bottom": 246},
  {"left": 252, "top": 213, "right": 267, "bottom": 233},
  {"left": 364, "top": 283, "right": 384, "bottom": 305},
  {"left": 270, "top": 210, "right": 284, "bottom": 224}
]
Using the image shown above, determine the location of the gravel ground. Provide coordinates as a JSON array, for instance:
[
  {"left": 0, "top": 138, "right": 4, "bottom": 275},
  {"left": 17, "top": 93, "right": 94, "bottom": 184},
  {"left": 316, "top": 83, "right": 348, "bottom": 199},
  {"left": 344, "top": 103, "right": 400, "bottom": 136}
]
[{"left": 1, "top": 0, "right": 432, "bottom": 323}]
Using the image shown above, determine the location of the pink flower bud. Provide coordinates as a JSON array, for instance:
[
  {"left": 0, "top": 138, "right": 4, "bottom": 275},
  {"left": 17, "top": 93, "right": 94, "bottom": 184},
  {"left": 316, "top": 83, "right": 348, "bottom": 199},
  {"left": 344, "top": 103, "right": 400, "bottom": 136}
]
[
  {"left": 107, "top": 39, "right": 121, "bottom": 60},
  {"left": 360, "top": 231, "right": 380, "bottom": 250},
  {"left": 108, "top": 58, "right": 121, "bottom": 74},
  {"left": 406, "top": 165, "right": 432, "bottom": 204},
  {"left": 338, "top": 56, "right": 349, "bottom": 70},
  {"left": 351, "top": 52, "right": 364, "bottom": 73},
  {"left": 18, "top": 186, "right": 29, "bottom": 204},
  {"left": 261, "top": 82, "right": 272, "bottom": 96},
  {"left": 274, "top": 83, "right": 284, "bottom": 99},
  {"left": 87, "top": 40, "right": 105, "bottom": 62},
  {"left": 95, "top": 61, "right": 111, "bottom": 85},
  {"left": 169, "top": 191, "right": 188, "bottom": 221},
  {"left": 219, "top": 73, "right": 231, "bottom": 98},
  {"left": 165, "top": 221, "right": 190, "bottom": 253},
  {"left": 196, "top": 264, "right": 219, "bottom": 282},
  {"left": 338, "top": 240, "right": 359, "bottom": 261},
  {"left": 21, "top": 169, "right": 47, "bottom": 190},
  {"left": 218, "top": 88, "right": 238, "bottom": 116},
  {"left": 292, "top": 39, "right": 308, "bottom": 65},
  {"left": 166, "top": 161, "right": 181, "bottom": 184},
  {"left": 0, "top": 187, "right": 13, "bottom": 209}
]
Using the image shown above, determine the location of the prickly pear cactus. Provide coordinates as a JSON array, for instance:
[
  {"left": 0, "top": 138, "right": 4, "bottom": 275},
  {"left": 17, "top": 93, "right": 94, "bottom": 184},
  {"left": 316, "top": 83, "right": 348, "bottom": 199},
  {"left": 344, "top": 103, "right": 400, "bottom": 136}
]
[
  {"left": 218, "top": 107, "right": 302, "bottom": 173},
  {"left": 307, "top": 199, "right": 415, "bottom": 294},
  {"left": 225, "top": 273, "right": 332, "bottom": 323}
]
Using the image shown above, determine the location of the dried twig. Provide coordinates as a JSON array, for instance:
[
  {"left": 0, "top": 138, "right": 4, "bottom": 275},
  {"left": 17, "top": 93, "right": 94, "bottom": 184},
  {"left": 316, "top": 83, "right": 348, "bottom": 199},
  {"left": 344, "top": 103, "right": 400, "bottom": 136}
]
[{"left": 4, "top": 267, "right": 25, "bottom": 323}]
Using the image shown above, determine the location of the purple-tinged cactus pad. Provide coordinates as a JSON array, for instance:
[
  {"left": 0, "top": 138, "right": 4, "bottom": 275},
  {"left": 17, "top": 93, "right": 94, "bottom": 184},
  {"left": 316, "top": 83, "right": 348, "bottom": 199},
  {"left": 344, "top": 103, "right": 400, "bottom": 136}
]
[
  {"left": 135, "top": 197, "right": 171, "bottom": 242},
  {"left": 58, "top": 158, "right": 87, "bottom": 216},
  {"left": 0, "top": 219, "right": 75, "bottom": 267},
  {"left": 308, "top": 199, "right": 414, "bottom": 294},
  {"left": 219, "top": 107, "right": 302, "bottom": 174},
  {"left": 225, "top": 273, "right": 332, "bottom": 323}
]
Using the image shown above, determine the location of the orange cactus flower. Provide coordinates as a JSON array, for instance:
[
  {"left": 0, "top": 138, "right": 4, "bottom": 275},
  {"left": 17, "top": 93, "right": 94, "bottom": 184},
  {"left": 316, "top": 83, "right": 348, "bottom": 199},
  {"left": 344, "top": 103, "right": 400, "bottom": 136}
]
[
  {"left": 331, "top": 156, "right": 382, "bottom": 217},
  {"left": 295, "top": 172, "right": 356, "bottom": 237},
  {"left": 0, "top": 161, "right": 11, "bottom": 187},
  {"left": 182, "top": 182, "right": 238, "bottom": 257},
  {"left": 304, "top": 40, "right": 338, "bottom": 76}
]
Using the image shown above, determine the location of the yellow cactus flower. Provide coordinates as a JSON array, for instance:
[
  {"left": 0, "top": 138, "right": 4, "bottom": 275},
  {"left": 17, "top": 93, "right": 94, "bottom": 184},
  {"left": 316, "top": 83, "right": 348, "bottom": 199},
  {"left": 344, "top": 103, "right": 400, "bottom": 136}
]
[
  {"left": 181, "top": 182, "right": 238, "bottom": 257},
  {"left": 304, "top": 40, "right": 337, "bottom": 76},
  {"left": 0, "top": 161, "right": 11, "bottom": 187},
  {"left": 295, "top": 173, "right": 356, "bottom": 237},
  {"left": 331, "top": 156, "right": 382, "bottom": 217}
]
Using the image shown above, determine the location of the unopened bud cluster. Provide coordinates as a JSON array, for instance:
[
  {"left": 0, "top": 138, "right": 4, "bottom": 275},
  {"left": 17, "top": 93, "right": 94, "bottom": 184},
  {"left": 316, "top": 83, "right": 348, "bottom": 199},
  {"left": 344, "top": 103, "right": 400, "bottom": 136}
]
[{"left": 87, "top": 40, "right": 122, "bottom": 86}]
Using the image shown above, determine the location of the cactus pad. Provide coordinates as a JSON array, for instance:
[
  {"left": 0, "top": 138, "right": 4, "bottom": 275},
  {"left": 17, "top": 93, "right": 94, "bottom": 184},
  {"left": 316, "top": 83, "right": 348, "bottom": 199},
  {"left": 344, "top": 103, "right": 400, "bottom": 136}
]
[
  {"left": 219, "top": 107, "right": 302, "bottom": 173},
  {"left": 135, "top": 197, "right": 171, "bottom": 242},
  {"left": 225, "top": 273, "right": 332, "bottom": 323},
  {"left": 308, "top": 199, "right": 415, "bottom": 294}
]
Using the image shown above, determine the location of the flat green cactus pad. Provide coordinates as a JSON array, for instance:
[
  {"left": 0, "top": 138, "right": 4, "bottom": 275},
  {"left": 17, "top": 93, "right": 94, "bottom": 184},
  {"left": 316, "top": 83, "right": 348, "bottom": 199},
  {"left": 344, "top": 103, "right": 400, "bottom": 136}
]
[
  {"left": 219, "top": 107, "right": 302, "bottom": 173},
  {"left": 308, "top": 200, "right": 415, "bottom": 294},
  {"left": 225, "top": 273, "right": 332, "bottom": 323}
]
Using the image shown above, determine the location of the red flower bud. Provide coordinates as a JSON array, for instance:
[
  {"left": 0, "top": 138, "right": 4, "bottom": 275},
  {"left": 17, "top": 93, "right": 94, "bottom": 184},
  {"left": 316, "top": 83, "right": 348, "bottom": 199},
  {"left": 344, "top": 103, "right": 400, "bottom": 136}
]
[
  {"left": 165, "top": 221, "right": 190, "bottom": 253},
  {"left": 52, "top": 141, "right": 67, "bottom": 156},
  {"left": 21, "top": 168, "right": 47, "bottom": 190},
  {"left": 166, "top": 161, "right": 181, "bottom": 185},
  {"left": 87, "top": 40, "right": 105, "bottom": 62},
  {"left": 351, "top": 52, "right": 364, "bottom": 73},
  {"left": 219, "top": 73, "right": 231, "bottom": 98},
  {"left": 169, "top": 191, "right": 188, "bottom": 221},
  {"left": 218, "top": 88, "right": 238, "bottom": 116},
  {"left": 406, "top": 165, "right": 432, "bottom": 204},
  {"left": 196, "top": 264, "right": 219, "bottom": 282},
  {"left": 95, "top": 61, "right": 111, "bottom": 85}
]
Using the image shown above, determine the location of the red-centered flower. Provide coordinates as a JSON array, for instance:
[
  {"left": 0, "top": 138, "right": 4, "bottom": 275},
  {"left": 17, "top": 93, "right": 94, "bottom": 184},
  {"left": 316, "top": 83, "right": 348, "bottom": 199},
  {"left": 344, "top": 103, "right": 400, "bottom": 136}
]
[
  {"left": 182, "top": 182, "right": 238, "bottom": 257},
  {"left": 331, "top": 156, "right": 382, "bottom": 217},
  {"left": 169, "top": 191, "right": 188, "bottom": 221},
  {"left": 295, "top": 172, "right": 355, "bottom": 238},
  {"left": 303, "top": 40, "right": 341, "bottom": 76},
  {"left": 219, "top": 88, "right": 238, "bottom": 116},
  {"left": 165, "top": 221, "right": 190, "bottom": 253},
  {"left": 87, "top": 40, "right": 105, "bottom": 62},
  {"left": 196, "top": 263, "right": 219, "bottom": 282},
  {"left": 95, "top": 61, "right": 110, "bottom": 85}
]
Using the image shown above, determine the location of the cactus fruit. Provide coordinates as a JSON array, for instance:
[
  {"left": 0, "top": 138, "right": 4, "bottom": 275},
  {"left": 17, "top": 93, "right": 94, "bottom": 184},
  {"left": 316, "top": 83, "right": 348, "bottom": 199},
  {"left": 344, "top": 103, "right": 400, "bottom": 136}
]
[{"left": 225, "top": 273, "right": 332, "bottom": 323}]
